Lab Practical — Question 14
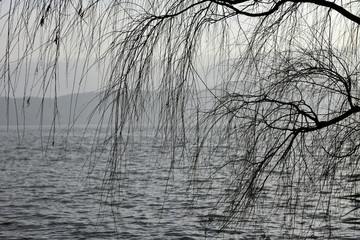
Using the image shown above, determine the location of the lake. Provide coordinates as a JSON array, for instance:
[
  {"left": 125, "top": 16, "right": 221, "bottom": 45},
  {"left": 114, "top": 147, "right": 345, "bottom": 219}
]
[{"left": 0, "top": 125, "right": 359, "bottom": 239}]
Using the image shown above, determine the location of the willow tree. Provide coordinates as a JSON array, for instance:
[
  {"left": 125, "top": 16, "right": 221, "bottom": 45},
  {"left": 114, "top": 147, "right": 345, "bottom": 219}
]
[{"left": 2, "top": 0, "right": 360, "bottom": 238}]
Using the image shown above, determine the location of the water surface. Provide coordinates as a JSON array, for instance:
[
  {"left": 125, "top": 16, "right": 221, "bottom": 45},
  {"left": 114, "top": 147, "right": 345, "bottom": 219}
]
[{"left": 0, "top": 126, "right": 359, "bottom": 239}]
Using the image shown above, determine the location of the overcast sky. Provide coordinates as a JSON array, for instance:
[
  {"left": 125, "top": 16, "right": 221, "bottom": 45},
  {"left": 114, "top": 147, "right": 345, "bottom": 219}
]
[{"left": 0, "top": 1, "right": 106, "bottom": 98}]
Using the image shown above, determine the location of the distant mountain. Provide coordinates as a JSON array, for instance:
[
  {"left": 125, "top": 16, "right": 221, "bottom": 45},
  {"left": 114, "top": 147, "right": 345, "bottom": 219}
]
[
  {"left": 0, "top": 92, "right": 105, "bottom": 126},
  {"left": 0, "top": 89, "right": 217, "bottom": 127}
]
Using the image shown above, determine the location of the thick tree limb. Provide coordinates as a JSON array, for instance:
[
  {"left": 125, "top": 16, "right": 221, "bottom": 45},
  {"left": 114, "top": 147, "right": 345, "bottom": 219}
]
[{"left": 212, "top": 0, "right": 360, "bottom": 25}]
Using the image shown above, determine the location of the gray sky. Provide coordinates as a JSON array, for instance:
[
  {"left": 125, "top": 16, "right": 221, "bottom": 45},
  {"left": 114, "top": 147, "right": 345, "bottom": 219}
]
[{"left": 0, "top": 1, "right": 103, "bottom": 98}]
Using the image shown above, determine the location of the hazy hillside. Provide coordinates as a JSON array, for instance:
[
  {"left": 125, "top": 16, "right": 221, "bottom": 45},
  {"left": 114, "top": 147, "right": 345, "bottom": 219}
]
[
  {"left": 0, "top": 89, "right": 216, "bottom": 127},
  {"left": 0, "top": 92, "right": 105, "bottom": 126}
]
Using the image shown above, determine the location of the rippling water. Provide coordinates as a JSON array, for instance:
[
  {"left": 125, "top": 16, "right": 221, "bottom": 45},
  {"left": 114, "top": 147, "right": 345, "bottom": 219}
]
[{"left": 0, "top": 126, "right": 359, "bottom": 239}]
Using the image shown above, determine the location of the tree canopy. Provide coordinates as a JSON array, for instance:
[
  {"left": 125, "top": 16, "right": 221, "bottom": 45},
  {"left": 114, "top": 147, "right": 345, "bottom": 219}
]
[{"left": 1, "top": 0, "right": 360, "bottom": 238}]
